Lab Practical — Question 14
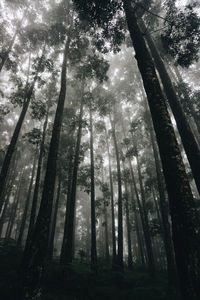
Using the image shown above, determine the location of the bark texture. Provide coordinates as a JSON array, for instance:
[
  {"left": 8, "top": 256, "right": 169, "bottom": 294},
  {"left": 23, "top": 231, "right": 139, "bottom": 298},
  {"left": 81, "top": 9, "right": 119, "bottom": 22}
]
[
  {"left": 140, "top": 19, "right": 200, "bottom": 196},
  {"left": 123, "top": 2, "right": 200, "bottom": 298}
]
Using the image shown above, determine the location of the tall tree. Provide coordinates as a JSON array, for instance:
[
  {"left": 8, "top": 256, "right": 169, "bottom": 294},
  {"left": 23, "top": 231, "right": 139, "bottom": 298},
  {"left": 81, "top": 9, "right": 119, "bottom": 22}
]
[
  {"left": 89, "top": 95, "right": 97, "bottom": 270},
  {"left": 72, "top": 0, "right": 200, "bottom": 297},
  {"left": 110, "top": 112, "right": 123, "bottom": 270},
  {"left": 21, "top": 29, "right": 71, "bottom": 299},
  {"left": 139, "top": 19, "right": 200, "bottom": 196},
  {"left": 0, "top": 47, "right": 48, "bottom": 212},
  {"left": 123, "top": 2, "right": 200, "bottom": 298}
]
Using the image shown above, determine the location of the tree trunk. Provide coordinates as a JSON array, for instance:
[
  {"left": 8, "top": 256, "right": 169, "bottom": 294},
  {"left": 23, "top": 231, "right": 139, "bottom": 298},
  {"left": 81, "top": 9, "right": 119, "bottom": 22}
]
[
  {"left": 103, "top": 199, "right": 110, "bottom": 263},
  {"left": 110, "top": 114, "right": 123, "bottom": 270},
  {"left": 62, "top": 81, "right": 85, "bottom": 264},
  {"left": 89, "top": 100, "right": 97, "bottom": 270},
  {"left": 21, "top": 37, "right": 70, "bottom": 299},
  {"left": 17, "top": 155, "right": 37, "bottom": 247},
  {"left": 139, "top": 19, "right": 200, "bottom": 196},
  {"left": 6, "top": 169, "right": 25, "bottom": 239},
  {"left": 0, "top": 67, "right": 40, "bottom": 211},
  {"left": 23, "top": 93, "right": 50, "bottom": 257},
  {"left": 147, "top": 107, "right": 177, "bottom": 287},
  {"left": 60, "top": 141, "right": 74, "bottom": 263},
  {"left": 172, "top": 64, "right": 200, "bottom": 144},
  {"left": 129, "top": 181, "right": 145, "bottom": 265},
  {"left": 123, "top": 2, "right": 200, "bottom": 298},
  {"left": 121, "top": 118, "right": 154, "bottom": 273},
  {"left": 48, "top": 174, "right": 61, "bottom": 261},
  {"left": 105, "top": 128, "right": 117, "bottom": 264},
  {"left": 135, "top": 148, "right": 156, "bottom": 277},
  {"left": 0, "top": 161, "right": 17, "bottom": 237},
  {"left": 122, "top": 160, "right": 133, "bottom": 269},
  {"left": 0, "top": 11, "right": 26, "bottom": 73}
]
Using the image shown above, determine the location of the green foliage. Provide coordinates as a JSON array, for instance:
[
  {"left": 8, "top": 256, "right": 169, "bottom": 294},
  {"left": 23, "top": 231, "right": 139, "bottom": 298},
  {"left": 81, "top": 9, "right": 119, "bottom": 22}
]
[{"left": 161, "top": 1, "right": 200, "bottom": 67}]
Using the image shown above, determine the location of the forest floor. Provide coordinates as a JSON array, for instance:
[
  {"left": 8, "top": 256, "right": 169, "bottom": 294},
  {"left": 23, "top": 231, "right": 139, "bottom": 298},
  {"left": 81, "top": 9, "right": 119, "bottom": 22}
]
[{"left": 0, "top": 238, "right": 180, "bottom": 300}]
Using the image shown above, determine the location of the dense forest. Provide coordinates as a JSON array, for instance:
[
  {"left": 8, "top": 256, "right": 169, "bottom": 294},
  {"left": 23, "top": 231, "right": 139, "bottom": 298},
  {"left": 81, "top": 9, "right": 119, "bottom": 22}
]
[{"left": 0, "top": 0, "right": 200, "bottom": 299}]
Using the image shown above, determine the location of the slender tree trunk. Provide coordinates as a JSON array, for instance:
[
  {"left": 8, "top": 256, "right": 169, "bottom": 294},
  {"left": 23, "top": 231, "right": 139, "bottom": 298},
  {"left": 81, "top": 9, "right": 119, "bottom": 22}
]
[
  {"left": 172, "top": 64, "right": 200, "bottom": 143},
  {"left": 105, "top": 128, "right": 117, "bottom": 264},
  {"left": 48, "top": 174, "right": 61, "bottom": 261},
  {"left": 17, "top": 156, "right": 37, "bottom": 247},
  {"left": 123, "top": 2, "right": 200, "bottom": 298},
  {"left": 5, "top": 198, "right": 18, "bottom": 239},
  {"left": 89, "top": 100, "right": 97, "bottom": 270},
  {"left": 0, "top": 65, "right": 40, "bottom": 211},
  {"left": 60, "top": 141, "right": 74, "bottom": 263},
  {"left": 129, "top": 181, "right": 145, "bottom": 265},
  {"left": 139, "top": 19, "right": 200, "bottom": 196},
  {"left": 0, "top": 164, "right": 17, "bottom": 237},
  {"left": 129, "top": 158, "right": 154, "bottom": 273},
  {"left": 6, "top": 169, "right": 24, "bottom": 239},
  {"left": 63, "top": 81, "right": 85, "bottom": 264},
  {"left": 0, "top": 192, "right": 11, "bottom": 237},
  {"left": 103, "top": 199, "right": 110, "bottom": 262},
  {"left": 122, "top": 161, "right": 133, "bottom": 269},
  {"left": 0, "top": 11, "right": 26, "bottom": 73},
  {"left": 121, "top": 119, "right": 154, "bottom": 273},
  {"left": 26, "top": 100, "right": 50, "bottom": 250},
  {"left": 152, "top": 187, "right": 162, "bottom": 228},
  {"left": 147, "top": 109, "right": 177, "bottom": 287},
  {"left": 21, "top": 37, "right": 70, "bottom": 299},
  {"left": 110, "top": 114, "right": 123, "bottom": 270},
  {"left": 135, "top": 148, "right": 156, "bottom": 277}
]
